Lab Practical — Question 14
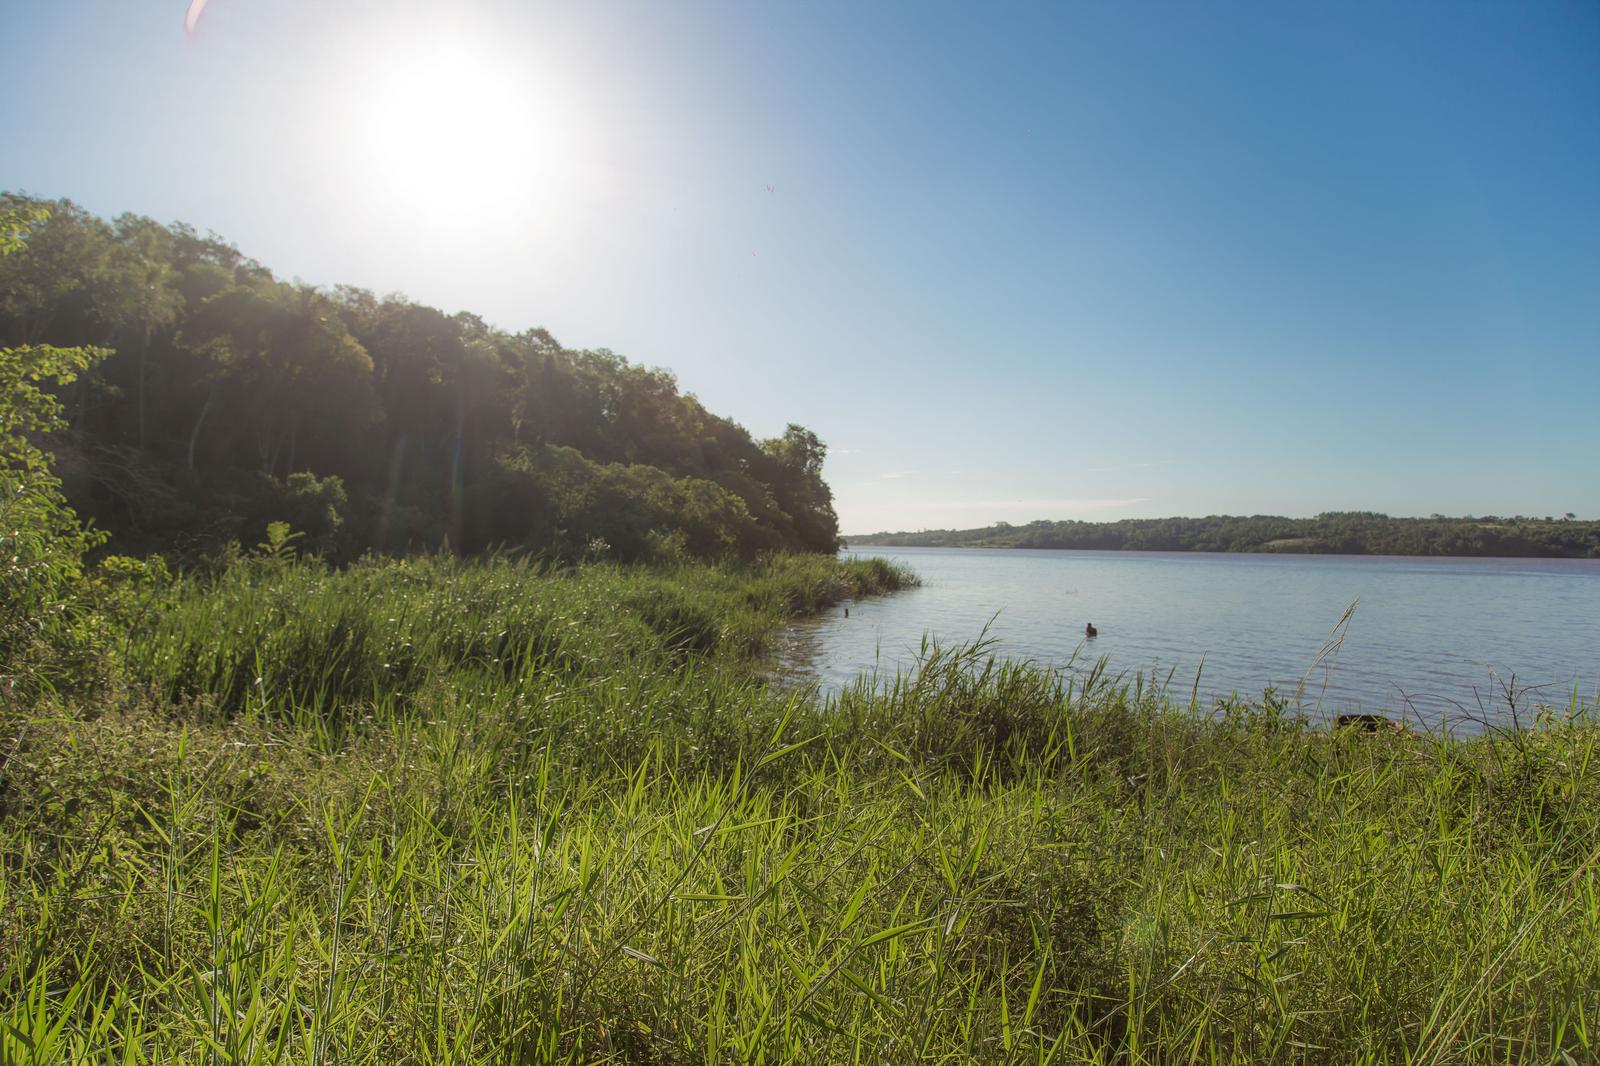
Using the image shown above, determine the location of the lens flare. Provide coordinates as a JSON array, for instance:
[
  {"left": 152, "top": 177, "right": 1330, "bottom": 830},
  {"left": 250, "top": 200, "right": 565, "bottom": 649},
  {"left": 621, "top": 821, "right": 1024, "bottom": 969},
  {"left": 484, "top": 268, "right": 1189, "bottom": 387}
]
[{"left": 183, "top": 0, "right": 210, "bottom": 35}]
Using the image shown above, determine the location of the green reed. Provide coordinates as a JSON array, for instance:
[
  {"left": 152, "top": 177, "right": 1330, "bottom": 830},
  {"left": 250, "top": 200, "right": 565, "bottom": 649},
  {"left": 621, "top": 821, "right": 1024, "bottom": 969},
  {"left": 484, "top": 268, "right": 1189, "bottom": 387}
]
[{"left": 1, "top": 554, "right": 1595, "bottom": 1063}]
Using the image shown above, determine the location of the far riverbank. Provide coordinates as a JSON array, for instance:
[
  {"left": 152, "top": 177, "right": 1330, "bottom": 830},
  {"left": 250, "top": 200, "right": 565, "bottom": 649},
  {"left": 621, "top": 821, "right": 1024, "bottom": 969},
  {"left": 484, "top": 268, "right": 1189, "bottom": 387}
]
[{"left": 847, "top": 511, "right": 1600, "bottom": 559}]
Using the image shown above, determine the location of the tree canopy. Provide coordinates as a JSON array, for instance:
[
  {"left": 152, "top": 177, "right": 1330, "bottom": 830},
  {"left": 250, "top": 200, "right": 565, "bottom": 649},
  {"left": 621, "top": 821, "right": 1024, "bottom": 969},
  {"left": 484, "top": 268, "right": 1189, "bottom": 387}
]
[{"left": 0, "top": 194, "right": 841, "bottom": 562}]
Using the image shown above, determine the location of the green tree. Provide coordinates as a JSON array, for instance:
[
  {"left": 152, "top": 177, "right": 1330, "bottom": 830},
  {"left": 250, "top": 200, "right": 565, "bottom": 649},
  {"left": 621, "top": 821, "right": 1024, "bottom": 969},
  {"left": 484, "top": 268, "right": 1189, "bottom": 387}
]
[
  {"left": 182, "top": 281, "right": 377, "bottom": 476},
  {"left": 761, "top": 424, "right": 841, "bottom": 553},
  {"left": 103, "top": 214, "right": 183, "bottom": 454},
  {"left": 0, "top": 205, "right": 108, "bottom": 698},
  {"left": 0, "top": 197, "right": 850, "bottom": 563}
]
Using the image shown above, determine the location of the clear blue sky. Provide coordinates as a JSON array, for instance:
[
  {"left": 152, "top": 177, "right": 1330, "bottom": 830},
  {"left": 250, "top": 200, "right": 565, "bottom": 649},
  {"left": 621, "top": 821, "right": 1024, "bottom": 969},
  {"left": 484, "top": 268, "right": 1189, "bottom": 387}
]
[{"left": 4, "top": 0, "right": 1597, "bottom": 533}]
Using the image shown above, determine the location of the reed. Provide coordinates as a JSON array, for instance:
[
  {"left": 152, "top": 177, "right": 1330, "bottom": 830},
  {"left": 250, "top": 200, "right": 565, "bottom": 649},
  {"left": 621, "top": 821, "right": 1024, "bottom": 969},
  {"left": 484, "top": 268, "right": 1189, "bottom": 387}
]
[{"left": 2, "top": 554, "right": 1595, "bottom": 1063}]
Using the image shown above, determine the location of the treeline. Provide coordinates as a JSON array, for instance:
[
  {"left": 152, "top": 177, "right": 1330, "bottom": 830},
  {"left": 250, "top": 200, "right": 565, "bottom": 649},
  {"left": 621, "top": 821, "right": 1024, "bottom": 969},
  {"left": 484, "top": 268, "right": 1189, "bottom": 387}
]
[
  {"left": 0, "top": 194, "right": 840, "bottom": 562},
  {"left": 851, "top": 512, "right": 1600, "bottom": 558}
]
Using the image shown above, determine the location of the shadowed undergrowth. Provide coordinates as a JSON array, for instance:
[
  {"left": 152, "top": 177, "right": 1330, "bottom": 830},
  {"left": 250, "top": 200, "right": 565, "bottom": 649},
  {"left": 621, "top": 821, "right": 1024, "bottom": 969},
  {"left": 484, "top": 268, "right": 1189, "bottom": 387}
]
[{"left": 1, "top": 554, "right": 1596, "bottom": 1064}]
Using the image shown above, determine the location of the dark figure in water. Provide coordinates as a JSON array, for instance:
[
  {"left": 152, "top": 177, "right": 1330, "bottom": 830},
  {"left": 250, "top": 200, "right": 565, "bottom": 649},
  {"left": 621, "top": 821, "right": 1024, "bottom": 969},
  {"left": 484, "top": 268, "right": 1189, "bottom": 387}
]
[
  {"left": 1084, "top": 622, "right": 1097, "bottom": 638},
  {"left": 1336, "top": 713, "right": 1401, "bottom": 733}
]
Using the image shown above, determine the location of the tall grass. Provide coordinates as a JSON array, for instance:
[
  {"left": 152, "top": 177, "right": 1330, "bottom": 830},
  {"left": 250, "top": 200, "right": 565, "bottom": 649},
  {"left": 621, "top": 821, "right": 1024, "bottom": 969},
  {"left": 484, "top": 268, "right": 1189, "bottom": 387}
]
[{"left": 2, "top": 554, "right": 1595, "bottom": 1063}]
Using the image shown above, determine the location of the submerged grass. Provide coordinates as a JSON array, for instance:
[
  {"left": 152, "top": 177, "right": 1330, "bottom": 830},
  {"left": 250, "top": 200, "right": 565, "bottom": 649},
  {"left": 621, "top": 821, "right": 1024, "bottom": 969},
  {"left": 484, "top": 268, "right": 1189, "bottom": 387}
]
[{"left": 1, "top": 554, "right": 1596, "bottom": 1063}]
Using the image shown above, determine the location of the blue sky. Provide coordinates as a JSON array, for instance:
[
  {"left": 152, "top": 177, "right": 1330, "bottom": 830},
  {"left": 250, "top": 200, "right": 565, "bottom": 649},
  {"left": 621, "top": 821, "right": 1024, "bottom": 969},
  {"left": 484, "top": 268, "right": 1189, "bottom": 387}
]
[{"left": 3, "top": 1, "right": 1596, "bottom": 532}]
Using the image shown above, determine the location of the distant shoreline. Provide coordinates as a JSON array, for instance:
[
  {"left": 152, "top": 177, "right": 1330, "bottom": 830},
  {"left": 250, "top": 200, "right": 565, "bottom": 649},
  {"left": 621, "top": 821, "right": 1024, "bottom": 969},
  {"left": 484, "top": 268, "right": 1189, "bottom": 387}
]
[
  {"left": 844, "top": 513, "right": 1600, "bottom": 560},
  {"left": 843, "top": 542, "right": 1600, "bottom": 562}
]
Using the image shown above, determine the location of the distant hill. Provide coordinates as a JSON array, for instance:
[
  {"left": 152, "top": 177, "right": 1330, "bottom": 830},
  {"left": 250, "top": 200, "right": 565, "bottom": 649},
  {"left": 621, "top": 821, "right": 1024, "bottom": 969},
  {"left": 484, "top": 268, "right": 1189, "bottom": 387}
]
[
  {"left": 0, "top": 194, "right": 841, "bottom": 562},
  {"left": 848, "top": 513, "right": 1600, "bottom": 558}
]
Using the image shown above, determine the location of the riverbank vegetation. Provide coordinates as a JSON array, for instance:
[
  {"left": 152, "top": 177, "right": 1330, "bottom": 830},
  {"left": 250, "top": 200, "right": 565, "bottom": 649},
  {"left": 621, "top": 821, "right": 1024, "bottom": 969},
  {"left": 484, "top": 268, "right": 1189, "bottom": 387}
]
[
  {"left": 4, "top": 547, "right": 1598, "bottom": 1063},
  {"left": 851, "top": 512, "right": 1600, "bottom": 558}
]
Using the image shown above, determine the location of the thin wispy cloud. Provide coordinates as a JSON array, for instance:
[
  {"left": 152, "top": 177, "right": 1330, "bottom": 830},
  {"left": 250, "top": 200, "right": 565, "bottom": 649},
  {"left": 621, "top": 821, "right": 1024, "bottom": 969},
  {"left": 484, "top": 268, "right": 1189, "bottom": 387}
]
[{"left": 878, "top": 470, "right": 916, "bottom": 480}]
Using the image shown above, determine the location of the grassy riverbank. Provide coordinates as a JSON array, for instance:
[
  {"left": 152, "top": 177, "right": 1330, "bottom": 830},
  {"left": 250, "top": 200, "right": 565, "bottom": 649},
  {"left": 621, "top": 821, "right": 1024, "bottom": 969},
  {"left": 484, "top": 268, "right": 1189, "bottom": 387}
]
[{"left": 3, "top": 554, "right": 1597, "bottom": 1063}]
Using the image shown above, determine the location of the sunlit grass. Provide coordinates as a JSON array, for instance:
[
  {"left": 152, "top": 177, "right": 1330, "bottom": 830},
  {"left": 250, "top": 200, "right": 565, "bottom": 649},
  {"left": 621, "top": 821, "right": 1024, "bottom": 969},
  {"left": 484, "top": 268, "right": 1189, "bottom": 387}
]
[{"left": 2, "top": 555, "right": 1596, "bottom": 1063}]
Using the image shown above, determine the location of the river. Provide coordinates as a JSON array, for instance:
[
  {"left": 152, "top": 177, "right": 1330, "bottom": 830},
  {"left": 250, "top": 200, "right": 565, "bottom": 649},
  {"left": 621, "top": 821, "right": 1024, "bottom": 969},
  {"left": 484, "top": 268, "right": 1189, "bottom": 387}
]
[{"left": 784, "top": 546, "right": 1600, "bottom": 732}]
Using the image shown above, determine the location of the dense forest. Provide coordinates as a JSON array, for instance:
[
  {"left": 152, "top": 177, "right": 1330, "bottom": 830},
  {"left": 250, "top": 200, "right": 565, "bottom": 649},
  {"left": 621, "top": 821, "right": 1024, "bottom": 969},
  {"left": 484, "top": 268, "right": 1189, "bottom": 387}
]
[
  {"left": 0, "top": 194, "right": 840, "bottom": 563},
  {"left": 851, "top": 512, "right": 1600, "bottom": 558}
]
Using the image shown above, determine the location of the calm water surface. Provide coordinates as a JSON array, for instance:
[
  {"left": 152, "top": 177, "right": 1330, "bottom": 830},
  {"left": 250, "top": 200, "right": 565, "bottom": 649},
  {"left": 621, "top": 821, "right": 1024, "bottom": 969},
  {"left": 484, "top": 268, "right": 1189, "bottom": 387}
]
[{"left": 786, "top": 547, "right": 1600, "bottom": 730}]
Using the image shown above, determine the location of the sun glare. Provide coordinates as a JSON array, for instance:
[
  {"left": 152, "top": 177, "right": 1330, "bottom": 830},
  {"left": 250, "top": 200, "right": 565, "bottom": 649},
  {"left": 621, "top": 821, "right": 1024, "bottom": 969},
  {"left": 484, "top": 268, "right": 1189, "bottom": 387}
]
[{"left": 342, "top": 31, "right": 593, "bottom": 233}]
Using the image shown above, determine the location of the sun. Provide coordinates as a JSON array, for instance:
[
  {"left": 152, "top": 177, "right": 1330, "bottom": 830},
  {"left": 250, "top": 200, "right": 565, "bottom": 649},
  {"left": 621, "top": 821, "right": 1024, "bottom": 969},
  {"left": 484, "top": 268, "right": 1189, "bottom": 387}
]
[{"left": 343, "top": 30, "right": 592, "bottom": 228}]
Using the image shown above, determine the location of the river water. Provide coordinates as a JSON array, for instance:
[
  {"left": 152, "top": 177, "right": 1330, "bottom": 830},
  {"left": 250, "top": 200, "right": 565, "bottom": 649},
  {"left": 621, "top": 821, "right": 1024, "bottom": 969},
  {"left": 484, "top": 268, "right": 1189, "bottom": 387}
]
[{"left": 783, "top": 547, "right": 1600, "bottom": 731}]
